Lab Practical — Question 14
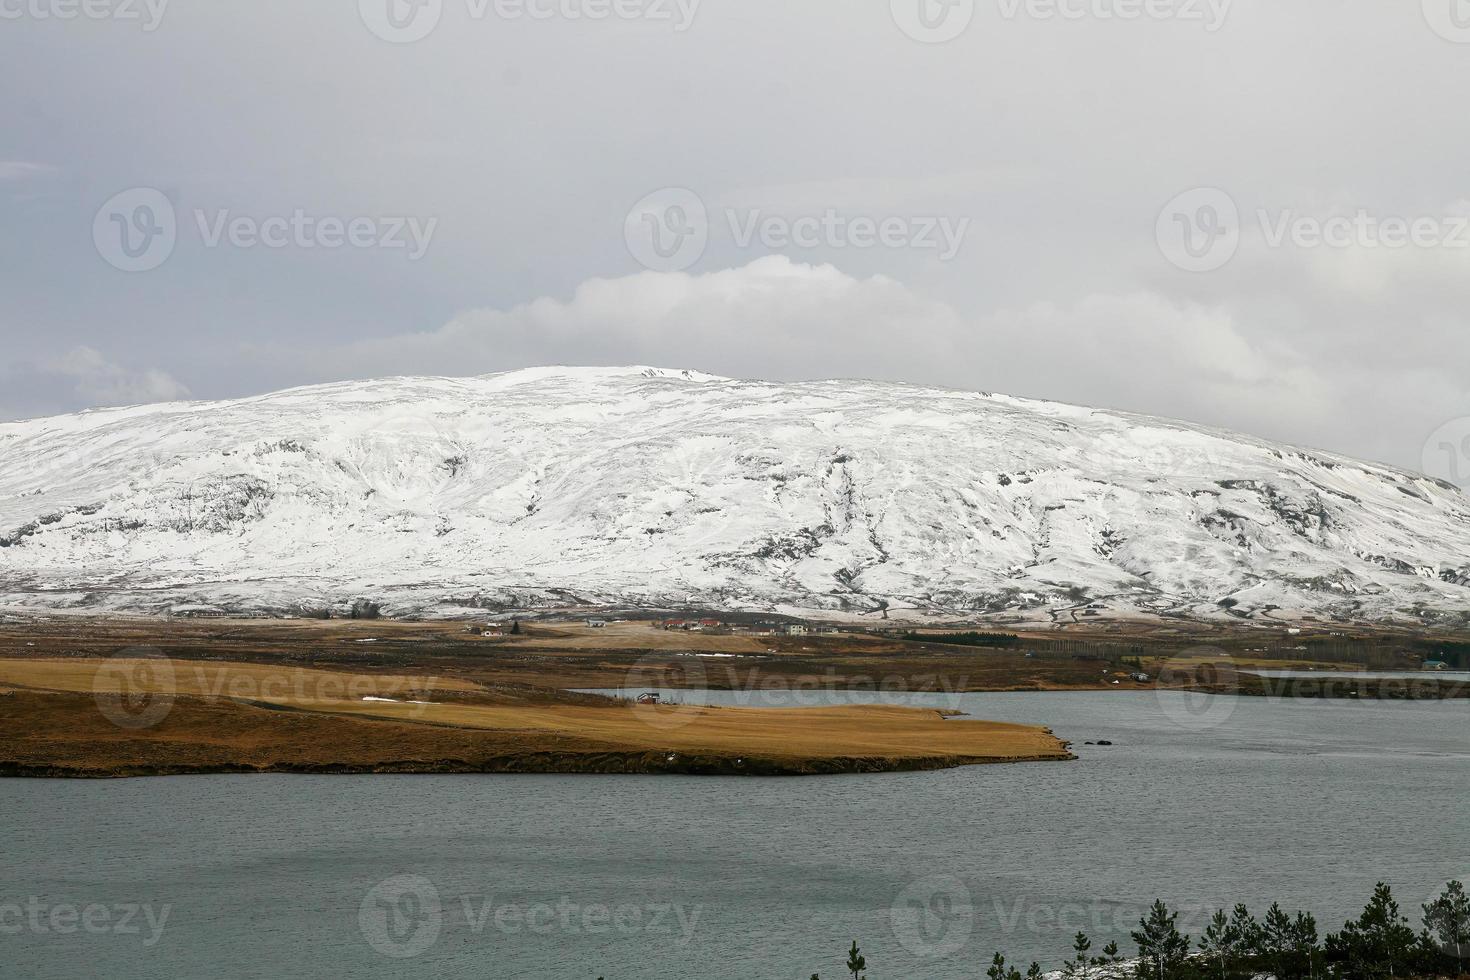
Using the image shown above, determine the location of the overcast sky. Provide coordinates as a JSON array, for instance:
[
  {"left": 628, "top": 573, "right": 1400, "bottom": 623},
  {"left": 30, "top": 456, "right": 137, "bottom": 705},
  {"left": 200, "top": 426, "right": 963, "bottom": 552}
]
[{"left": 2, "top": 1, "right": 1468, "bottom": 480}]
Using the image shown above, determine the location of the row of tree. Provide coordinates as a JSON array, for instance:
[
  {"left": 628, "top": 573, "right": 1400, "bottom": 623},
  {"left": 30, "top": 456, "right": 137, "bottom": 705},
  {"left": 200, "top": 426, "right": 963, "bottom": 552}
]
[{"left": 818, "top": 882, "right": 1468, "bottom": 980}]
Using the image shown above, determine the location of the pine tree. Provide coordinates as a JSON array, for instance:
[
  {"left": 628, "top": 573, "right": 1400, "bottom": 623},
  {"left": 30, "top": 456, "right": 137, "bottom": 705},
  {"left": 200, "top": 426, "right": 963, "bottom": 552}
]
[
  {"left": 1063, "top": 932, "right": 1093, "bottom": 980},
  {"left": 1326, "top": 883, "right": 1419, "bottom": 980},
  {"left": 1132, "top": 900, "right": 1192, "bottom": 980},
  {"left": 987, "top": 952, "right": 1025, "bottom": 980},
  {"left": 1227, "top": 903, "right": 1263, "bottom": 959},
  {"left": 1423, "top": 880, "right": 1470, "bottom": 962},
  {"left": 846, "top": 940, "right": 866, "bottom": 980},
  {"left": 1199, "top": 909, "right": 1233, "bottom": 980},
  {"left": 1092, "top": 939, "right": 1123, "bottom": 980},
  {"left": 1264, "top": 902, "right": 1295, "bottom": 979},
  {"left": 1291, "top": 911, "right": 1319, "bottom": 980}
]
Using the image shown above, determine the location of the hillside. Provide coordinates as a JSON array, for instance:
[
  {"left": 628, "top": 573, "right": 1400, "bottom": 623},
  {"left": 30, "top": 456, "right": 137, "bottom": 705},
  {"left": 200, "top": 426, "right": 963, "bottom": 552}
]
[{"left": 1, "top": 366, "right": 1467, "bottom": 626}]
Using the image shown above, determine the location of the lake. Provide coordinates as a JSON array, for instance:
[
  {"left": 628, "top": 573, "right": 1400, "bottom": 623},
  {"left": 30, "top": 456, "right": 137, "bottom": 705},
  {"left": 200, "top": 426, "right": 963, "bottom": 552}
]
[
  {"left": 3, "top": 690, "right": 1468, "bottom": 979},
  {"left": 1246, "top": 669, "right": 1470, "bottom": 681}
]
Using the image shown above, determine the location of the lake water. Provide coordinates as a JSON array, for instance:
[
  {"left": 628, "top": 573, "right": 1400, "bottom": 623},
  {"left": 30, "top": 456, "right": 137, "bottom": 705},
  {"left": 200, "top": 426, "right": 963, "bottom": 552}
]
[
  {"left": 4, "top": 691, "right": 1468, "bottom": 980},
  {"left": 1246, "top": 669, "right": 1470, "bottom": 681}
]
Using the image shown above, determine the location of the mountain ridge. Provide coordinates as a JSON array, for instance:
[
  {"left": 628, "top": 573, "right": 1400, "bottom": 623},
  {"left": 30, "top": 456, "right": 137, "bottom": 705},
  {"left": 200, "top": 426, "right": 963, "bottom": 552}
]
[{"left": 2, "top": 366, "right": 1467, "bottom": 626}]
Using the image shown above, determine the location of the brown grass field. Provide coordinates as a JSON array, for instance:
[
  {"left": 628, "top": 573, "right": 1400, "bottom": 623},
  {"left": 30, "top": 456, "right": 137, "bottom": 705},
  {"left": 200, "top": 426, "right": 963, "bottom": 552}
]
[
  {"left": 0, "top": 650, "right": 1072, "bottom": 778},
  {"left": 3, "top": 613, "right": 1455, "bottom": 778}
]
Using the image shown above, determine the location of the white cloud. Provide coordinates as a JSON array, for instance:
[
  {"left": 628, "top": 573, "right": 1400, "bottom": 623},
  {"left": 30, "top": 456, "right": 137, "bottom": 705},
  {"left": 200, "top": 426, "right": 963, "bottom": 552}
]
[
  {"left": 13, "top": 255, "right": 1464, "bottom": 474},
  {"left": 246, "top": 258, "right": 1401, "bottom": 461},
  {"left": 46, "top": 346, "right": 192, "bottom": 406},
  {"left": 304, "top": 256, "right": 967, "bottom": 380},
  {"left": 0, "top": 161, "right": 56, "bottom": 181},
  {"left": 0, "top": 347, "right": 191, "bottom": 420}
]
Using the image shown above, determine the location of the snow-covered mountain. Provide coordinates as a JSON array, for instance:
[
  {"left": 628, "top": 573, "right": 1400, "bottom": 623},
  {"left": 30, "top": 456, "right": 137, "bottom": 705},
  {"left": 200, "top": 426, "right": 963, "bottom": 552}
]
[{"left": 2, "top": 366, "right": 1467, "bottom": 627}]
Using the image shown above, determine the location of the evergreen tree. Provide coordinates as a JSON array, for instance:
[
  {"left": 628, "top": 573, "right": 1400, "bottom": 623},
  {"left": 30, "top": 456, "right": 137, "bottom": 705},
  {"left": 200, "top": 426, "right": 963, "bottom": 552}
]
[
  {"left": 1326, "top": 883, "right": 1419, "bottom": 980},
  {"left": 1199, "top": 909, "right": 1234, "bottom": 980},
  {"left": 1290, "top": 911, "right": 1320, "bottom": 980},
  {"left": 1132, "top": 901, "right": 1192, "bottom": 980},
  {"left": 1264, "top": 903, "right": 1295, "bottom": 979},
  {"left": 1063, "top": 932, "right": 1093, "bottom": 980},
  {"left": 1092, "top": 939, "right": 1124, "bottom": 980},
  {"left": 1227, "top": 903, "right": 1263, "bottom": 959},
  {"left": 1423, "top": 880, "right": 1470, "bottom": 962},
  {"left": 846, "top": 940, "right": 866, "bottom": 980},
  {"left": 986, "top": 951, "right": 1024, "bottom": 980}
]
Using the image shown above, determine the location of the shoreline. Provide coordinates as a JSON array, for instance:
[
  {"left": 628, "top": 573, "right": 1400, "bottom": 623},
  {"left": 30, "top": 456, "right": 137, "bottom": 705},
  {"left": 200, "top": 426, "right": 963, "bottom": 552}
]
[
  {"left": 0, "top": 658, "right": 1075, "bottom": 779},
  {"left": 0, "top": 747, "right": 1076, "bottom": 780}
]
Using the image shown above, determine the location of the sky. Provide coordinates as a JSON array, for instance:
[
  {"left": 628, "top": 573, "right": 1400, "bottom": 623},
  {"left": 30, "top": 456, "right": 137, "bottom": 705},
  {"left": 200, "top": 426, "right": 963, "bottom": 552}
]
[{"left": 2, "top": 0, "right": 1469, "bottom": 482}]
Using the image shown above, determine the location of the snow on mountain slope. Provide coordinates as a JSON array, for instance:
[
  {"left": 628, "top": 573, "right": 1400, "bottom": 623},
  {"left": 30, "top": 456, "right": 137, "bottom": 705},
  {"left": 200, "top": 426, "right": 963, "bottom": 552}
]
[{"left": 1, "top": 365, "right": 1467, "bottom": 626}]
